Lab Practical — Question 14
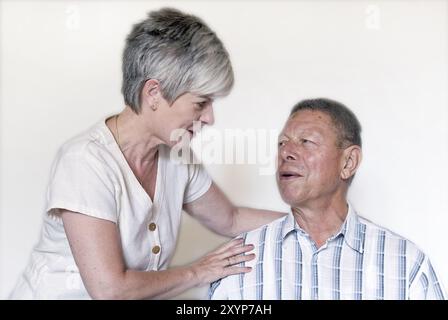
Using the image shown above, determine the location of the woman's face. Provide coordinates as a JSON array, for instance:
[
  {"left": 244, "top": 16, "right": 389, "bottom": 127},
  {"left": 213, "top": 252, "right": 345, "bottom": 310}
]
[{"left": 155, "top": 92, "right": 215, "bottom": 147}]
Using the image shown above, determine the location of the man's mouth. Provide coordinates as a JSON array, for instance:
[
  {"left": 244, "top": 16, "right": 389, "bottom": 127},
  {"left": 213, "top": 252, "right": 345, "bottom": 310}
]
[{"left": 278, "top": 171, "right": 303, "bottom": 180}]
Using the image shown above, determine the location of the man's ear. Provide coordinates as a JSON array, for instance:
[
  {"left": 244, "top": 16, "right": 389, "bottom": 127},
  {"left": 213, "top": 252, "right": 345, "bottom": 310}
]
[
  {"left": 141, "top": 79, "right": 161, "bottom": 107},
  {"left": 340, "top": 145, "right": 362, "bottom": 180}
]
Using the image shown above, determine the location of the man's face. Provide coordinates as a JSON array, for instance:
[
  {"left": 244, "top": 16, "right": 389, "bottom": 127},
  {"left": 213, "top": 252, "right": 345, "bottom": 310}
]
[{"left": 276, "top": 110, "right": 346, "bottom": 207}]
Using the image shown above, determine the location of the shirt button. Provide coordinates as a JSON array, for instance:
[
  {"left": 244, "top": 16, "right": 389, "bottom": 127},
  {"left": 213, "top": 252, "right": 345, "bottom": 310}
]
[
  {"left": 152, "top": 245, "right": 161, "bottom": 254},
  {"left": 148, "top": 223, "right": 157, "bottom": 231}
]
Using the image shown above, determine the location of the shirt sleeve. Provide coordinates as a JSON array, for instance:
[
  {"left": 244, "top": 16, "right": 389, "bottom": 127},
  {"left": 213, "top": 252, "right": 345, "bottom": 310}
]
[
  {"left": 46, "top": 150, "right": 118, "bottom": 223},
  {"left": 409, "top": 253, "right": 446, "bottom": 300},
  {"left": 183, "top": 162, "right": 212, "bottom": 204}
]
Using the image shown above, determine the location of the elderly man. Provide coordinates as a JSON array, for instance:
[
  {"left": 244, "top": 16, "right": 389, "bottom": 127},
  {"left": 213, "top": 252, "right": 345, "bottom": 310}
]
[{"left": 210, "top": 98, "right": 445, "bottom": 300}]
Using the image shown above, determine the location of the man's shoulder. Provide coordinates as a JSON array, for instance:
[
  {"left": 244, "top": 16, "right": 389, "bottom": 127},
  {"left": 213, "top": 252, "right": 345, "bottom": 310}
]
[
  {"left": 357, "top": 214, "right": 424, "bottom": 255},
  {"left": 236, "top": 214, "right": 288, "bottom": 245}
]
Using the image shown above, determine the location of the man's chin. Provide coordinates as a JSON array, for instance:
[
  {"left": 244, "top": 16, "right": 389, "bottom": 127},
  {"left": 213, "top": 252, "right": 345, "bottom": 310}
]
[
  {"left": 279, "top": 188, "right": 307, "bottom": 206},
  {"left": 280, "top": 195, "right": 300, "bottom": 207}
]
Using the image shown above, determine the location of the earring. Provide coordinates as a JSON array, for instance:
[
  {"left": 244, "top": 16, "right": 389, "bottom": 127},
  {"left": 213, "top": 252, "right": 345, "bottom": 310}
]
[{"left": 151, "top": 101, "right": 158, "bottom": 111}]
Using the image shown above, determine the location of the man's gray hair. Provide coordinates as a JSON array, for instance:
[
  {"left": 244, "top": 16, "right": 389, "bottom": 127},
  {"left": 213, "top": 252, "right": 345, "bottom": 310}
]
[
  {"left": 290, "top": 98, "right": 362, "bottom": 148},
  {"left": 122, "top": 8, "right": 234, "bottom": 113}
]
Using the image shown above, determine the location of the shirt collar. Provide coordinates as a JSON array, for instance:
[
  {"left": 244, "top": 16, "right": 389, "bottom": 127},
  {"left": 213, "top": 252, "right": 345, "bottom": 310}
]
[
  {"left": 281, "top": 202, "right": 365, "bottom": 254},
  {"left": 341, "top": 203, "right": 365, "bottom": 253}
]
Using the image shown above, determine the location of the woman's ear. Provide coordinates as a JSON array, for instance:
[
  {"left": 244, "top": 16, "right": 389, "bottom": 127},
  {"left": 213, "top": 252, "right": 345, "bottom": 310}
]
[
  {"left": 340, "top": 145, "right": 362, "bottom": 180},
  {"left": 141, "top": 79, "right": 161, "bottom": 108}
]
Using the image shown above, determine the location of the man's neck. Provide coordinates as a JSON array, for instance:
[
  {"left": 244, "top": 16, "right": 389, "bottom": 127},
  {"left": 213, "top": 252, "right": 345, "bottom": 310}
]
[{"left": 292, "top": 198, "right": 349, "bottom": 249}]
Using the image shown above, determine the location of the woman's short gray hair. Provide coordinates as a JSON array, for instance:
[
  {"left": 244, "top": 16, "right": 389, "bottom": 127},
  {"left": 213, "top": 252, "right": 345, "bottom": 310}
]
[{"left": 122, "top": 7, "right": 234, "bottom": 113}]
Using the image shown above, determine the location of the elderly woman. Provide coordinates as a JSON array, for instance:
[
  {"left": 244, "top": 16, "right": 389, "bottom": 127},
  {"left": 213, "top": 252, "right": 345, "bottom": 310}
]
[{"left": 10, "top": 8, "right": 282, "bottom": 299}]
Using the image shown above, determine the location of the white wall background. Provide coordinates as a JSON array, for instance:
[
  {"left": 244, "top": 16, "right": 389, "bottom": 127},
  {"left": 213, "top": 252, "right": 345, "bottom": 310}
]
[{"left": 1, "top": 0, "right": 447, "bottom": 299}]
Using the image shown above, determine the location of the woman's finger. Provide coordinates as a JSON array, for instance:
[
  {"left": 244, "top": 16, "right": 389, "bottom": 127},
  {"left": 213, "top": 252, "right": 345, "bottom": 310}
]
[
  {"left": 216, "top": 244, "right": 255, "bottom": 266},
  {"left": 223, "top": 266, "right": 253, "bottom": 277},
  {"left": 225, "top": 253, "right": 256, "bottom": 267},
  {"left": 213, "top": 238, "right": 245, "bottom": 254},
  {"left": 218, "top": 243, "right": 254, "bottom": 260}
]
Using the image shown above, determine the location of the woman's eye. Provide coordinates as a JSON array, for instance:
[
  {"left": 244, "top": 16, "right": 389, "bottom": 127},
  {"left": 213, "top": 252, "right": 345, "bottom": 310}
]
[{"left": 195, "top": 101, "right": 207, "bottom": 109}]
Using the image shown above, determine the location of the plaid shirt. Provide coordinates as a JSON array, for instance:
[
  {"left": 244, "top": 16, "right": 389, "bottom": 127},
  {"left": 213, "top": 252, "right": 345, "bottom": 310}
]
[{"left": 210, "top": 204, "right": 445, "bottom": 300}]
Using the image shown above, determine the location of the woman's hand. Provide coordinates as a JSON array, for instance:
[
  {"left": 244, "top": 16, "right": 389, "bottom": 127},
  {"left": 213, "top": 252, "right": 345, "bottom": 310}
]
[
  {"left": 190, "top": 238, "right": 255, "bottom": 287},
  {"left": 61, "top": 210, "right": 255, "bottom": 299}
]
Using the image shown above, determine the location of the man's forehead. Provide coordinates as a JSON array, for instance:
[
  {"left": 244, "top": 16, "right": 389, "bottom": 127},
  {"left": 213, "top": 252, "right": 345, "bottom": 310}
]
[
  {"left": 281, "top": 110, "right": 334, "bottom": 134},
  {"left": 289, "top": 109, "right": 332, "bottom": 122}
]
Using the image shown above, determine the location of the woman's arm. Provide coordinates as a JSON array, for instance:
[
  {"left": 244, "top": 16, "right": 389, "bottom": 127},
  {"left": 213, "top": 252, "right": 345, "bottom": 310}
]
[
  {"left": 61, "top": 210, "right": 254, "bottom": 300},
  {"left": 183, "top": 182, "right": 286, "bottom": 238}
]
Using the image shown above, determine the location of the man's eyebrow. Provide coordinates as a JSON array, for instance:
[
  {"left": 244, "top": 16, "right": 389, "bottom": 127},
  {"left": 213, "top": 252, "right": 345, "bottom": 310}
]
[{"left": 278, "top": 129, "right": 322, "bottom": 141}]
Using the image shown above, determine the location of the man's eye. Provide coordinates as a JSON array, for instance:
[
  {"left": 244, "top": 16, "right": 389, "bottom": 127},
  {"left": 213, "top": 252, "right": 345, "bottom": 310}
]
[
  {"left": 278, "top": 141, "right": 286, "bottom": 147},
  {"left": 301, "top": 139, "right": 312, "bottom": 144}
]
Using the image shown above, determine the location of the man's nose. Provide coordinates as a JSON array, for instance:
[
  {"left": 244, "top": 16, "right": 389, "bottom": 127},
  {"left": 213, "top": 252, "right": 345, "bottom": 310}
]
[
  {"left": 280, "top": 143, "right": 298, "bottom": 161},
  {"left": 200, "top": 104, "right": 215, "bottom": 126}
]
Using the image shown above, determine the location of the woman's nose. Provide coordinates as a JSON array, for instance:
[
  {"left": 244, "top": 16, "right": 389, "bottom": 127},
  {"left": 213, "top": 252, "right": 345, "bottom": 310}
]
[{"left": 200, "top": 105, "right": 215, "bottom": 126}]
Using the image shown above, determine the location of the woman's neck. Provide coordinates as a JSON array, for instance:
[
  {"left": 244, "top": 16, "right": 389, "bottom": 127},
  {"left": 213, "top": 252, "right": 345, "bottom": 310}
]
[{"left": 107, "top": 106, "right": 162, "bottom": 166}]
